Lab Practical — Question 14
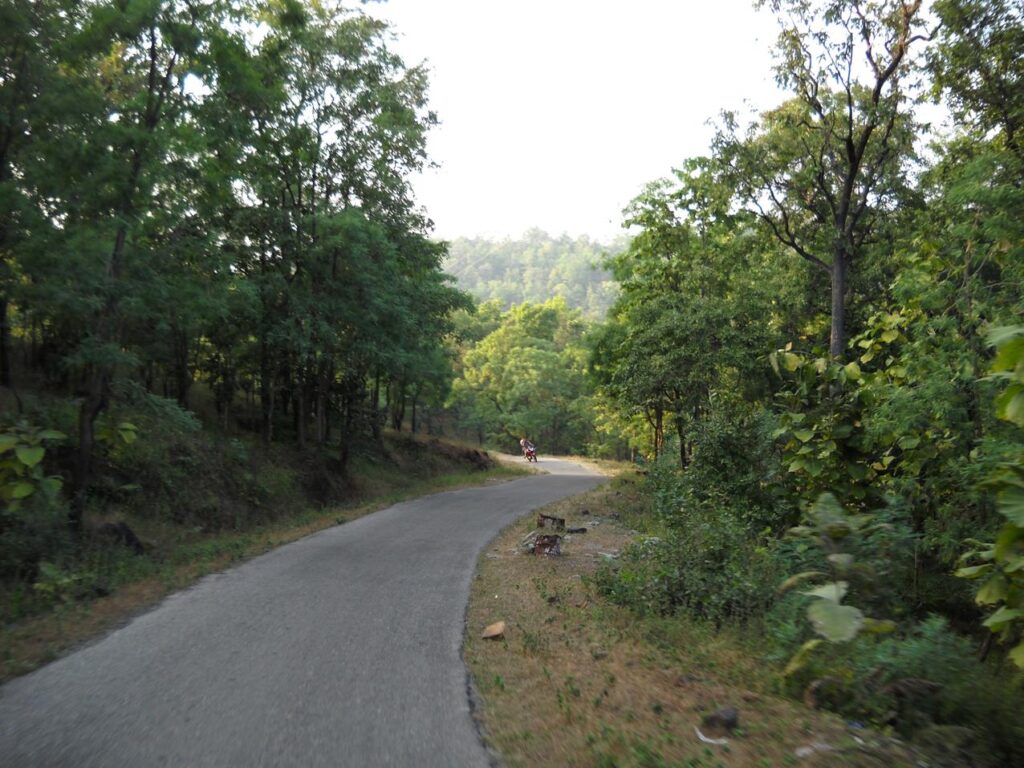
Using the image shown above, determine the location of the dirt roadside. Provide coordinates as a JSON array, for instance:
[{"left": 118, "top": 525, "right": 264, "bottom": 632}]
[{"left": 464, "top": 474, "right": 927, "bottom": 768}]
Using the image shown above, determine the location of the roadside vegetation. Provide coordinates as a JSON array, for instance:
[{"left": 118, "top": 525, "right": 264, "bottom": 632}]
[
  {"left": 0, "top": 0, "right": 511, "bottom": 680},
  {"left": 472, "top": 1, "right": 1024, "bottom": 764},
  {"left": 468, "top": 477, "right": 927, "bottom": 768}
]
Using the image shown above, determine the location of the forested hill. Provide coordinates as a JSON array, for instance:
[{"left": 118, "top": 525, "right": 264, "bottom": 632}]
[{"left": 443, "top": 230, "right": 625, "bottom": 318}]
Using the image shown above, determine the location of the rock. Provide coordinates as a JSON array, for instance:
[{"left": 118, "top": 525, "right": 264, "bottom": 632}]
[
  {"left": 675, "top": 673, "right": 704, "bottom": 687},
  {"left": 481, "top": 621, "right": 506, "bottom": 640},
  {"left": 94, "top": 521, "right": 144, "bottom": 555},
  {"left": 702, "top": 706, "right": 739, "bottom": 732}
]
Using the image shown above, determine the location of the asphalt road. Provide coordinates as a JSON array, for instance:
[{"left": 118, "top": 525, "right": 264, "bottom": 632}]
[{"left": 0, "top": 458, "right": 603, "bottom": 768}]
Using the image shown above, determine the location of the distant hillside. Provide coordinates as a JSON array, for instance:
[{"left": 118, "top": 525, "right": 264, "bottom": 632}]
[{"left": 443, "top": 229, "right": 625, "bottom": 318}]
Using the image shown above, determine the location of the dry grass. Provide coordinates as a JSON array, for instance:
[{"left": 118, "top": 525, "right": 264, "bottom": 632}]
[{"left": 465, "top": 476, "right": 923, "bottom": 768}]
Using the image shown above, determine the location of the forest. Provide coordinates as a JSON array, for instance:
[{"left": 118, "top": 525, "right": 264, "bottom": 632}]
[
  {"left": 443, "top": 229, "right": 622, "bottom": 319},
  {"left": 2, "top": 0, "right": 1024, "bottom": 761},
  {"left": 448, "top": 0, "right": 1024, "bottom": 759},
  {"left": 0, "top": 0, "right": 474, "bottom": 634}
]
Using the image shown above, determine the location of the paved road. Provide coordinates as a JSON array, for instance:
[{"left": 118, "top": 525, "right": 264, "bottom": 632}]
[{"left": 0, "top": 458, "right": 602, "bottom": 768}]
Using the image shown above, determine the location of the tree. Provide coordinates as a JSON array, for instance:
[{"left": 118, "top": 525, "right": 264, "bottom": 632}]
[
  {"left": 928, "top": 0, "right": 1024, "bottom": 166},
  {"left": 450, "top": 299, "right": 594, "bottom": 453},
  {"left": 716, "top": 0, "right": 925, "bottom": 358},
  {"left": 0, "top": 0, "right": 85, "bottom": 389},
  {"left": 594, "top": 160, "right": 780, "bottom": 466}
]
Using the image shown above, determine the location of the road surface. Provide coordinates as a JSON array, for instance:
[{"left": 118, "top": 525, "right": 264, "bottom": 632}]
[{"left": 0, "top": 458, "right": 603, "bottom": 767}]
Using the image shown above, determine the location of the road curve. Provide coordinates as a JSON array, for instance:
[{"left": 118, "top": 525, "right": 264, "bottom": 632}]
[{"left": 0, "top": 458, "right": 602, "bottom": 768}]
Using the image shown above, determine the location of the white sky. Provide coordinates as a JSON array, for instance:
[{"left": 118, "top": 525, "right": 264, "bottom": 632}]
[{"left": 366, "top": 0, "right": 786, "bottom": 242}]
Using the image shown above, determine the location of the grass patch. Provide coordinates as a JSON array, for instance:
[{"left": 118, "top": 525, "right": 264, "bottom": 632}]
[
  {"left": 1, "top": 437, "right": 524, "bottom": 683},
  {"left": 464, "top": 474, "right": 927, "bottom": 768}
]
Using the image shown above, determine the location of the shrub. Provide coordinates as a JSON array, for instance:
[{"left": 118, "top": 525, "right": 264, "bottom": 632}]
[
  {"left": 594, "top": 506, "right": 784, "bottom": 624},
  {"left": 775, "top": 614, "right": 1024, "bottom": 764}
]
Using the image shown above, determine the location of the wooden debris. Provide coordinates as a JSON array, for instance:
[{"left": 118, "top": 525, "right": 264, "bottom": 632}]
[
  {"left": 537, "top": 513, "right": 565, "bottom": 530},
  {"left": 533, "top": 534, "right": 562, "bottom": 556}
]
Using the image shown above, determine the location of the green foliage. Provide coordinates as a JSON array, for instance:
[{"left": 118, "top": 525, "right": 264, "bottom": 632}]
[
  {"left": 780, "top": 494, "right": 911, "bottom": 673},
  {"left": 774, "top": 613, "right": 1024, "bottom": 761},
  {"left": 957, "top": 326, "right": 1024, "bottom": 668},
  {"left": 444, "top": 230, "right": 623, "bottom": 319},
  {"left": 594, "top": 459, "right": 785, "bottom": 624},
  {"left": 449, "top": 299, "right": 595, "bottom": 453},
  {"left": 0, "top": 422, "right": 65, "bottom": 511}
]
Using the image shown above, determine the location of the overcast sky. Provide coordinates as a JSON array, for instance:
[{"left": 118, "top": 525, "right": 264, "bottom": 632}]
[{"left": 366, "top": 0, "right": 787, "bottom": 242}]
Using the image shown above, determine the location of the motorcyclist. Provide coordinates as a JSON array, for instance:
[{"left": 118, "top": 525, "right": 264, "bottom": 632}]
[{"left": 519, "top": 437, "right": 535, "bottom": 457}]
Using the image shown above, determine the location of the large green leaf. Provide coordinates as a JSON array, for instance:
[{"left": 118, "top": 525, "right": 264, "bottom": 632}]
[
  {"left": 807, "top": 600, "right": 864, "bottom": 642},
  {"left": 781, "top": 352, "right": 802, "bottom": 372},
  {"left": 995, "top": 384, "right": 1024, "bottom": 427},
  {"left": 11, "top": 482, "right": 35, "bottom": 499},
  {"left": 0, "top": 435, "right": 17, "bottom": 453},
  {"left": 1010, "top": 641, "right": 1024, "bottom": 670},
  {"left": 801, "top": 581, "right": 847, "bottom": 602},
  {"left": 778, "top": 571, "right": 826, "bottom": 593},
  {"left": 976, "top": 576, "right": 1008, "bottom": 605},
  {"left": 982, "top": 606, "right": 1024, "bottom": 632},
  {"left": 954, "top": 564, "right": 992, "bottom": 579},
  {"left": 784, "top": 638, "right": 823, "bottom": 676},
  {"left": 996, "top": 486, "right": 1024, "bottom": 526},
  {"left": 990, "top": 335, "right": 1024, "bottom": 372},
  {"left": 987, "top": 325, "right": 1024, "bottom": 348},
  {"left": 15, "top": 446, "right": 44, "bottom": 468}
]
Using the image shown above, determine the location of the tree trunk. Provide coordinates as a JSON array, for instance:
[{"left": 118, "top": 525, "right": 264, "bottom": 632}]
[
  {"left": 72, "top": 215, "right": 131, "bottom": 531},
  {"left": 339, "top": 378, "right": 359, "bottom": 473},
  {"left": 296, "top": 380, "right": 307, "bottom": 450},
  {"left": 391, "top": 382, "right": 406, "bottom": 431},
  {"left": 371, "top": 373, "right": 381, "bottom": 442},
  {"left": 830, "top": 254, "right": 848, "bottom": 359},
  {"left": 315, "top": 363, "right": 329, "bottom": 445},
  {"left": 676, "top": 416, "right": 686, "bottom": 469},
  {"left": 260, "top": 335, "right": 273, "bottom": 444},
  {"left": 71, "top": 370, "right": 108, "bottom": 533},
  {"left": 175, "top": 331, "right": 191, "bottom": 409},
  {"left": 0, "top": 295, "right": 11, "bottom": 388}
]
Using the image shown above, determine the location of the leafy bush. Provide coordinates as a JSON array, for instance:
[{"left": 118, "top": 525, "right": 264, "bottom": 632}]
[
  {"left": 957, "top": 325, "right": 1024, "bottom": 668},
  {"left": 594, "top": 455, "right": 788, "bottom": 624},
  {"left": 775, "top": 614, "right": 1024, "bottom": 764},
  {"left": 594, "top": 516, "right": 782, "bottom": 624}
]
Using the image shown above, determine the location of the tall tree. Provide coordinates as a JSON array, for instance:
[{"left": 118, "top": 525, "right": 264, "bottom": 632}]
[{"left": 716, "top": 0, "right": 925, "bottom": 358}]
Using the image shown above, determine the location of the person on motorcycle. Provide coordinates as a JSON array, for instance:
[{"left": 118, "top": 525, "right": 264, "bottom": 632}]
[{"left": 519, "top": 437, "right": 535, "bottom": 458}]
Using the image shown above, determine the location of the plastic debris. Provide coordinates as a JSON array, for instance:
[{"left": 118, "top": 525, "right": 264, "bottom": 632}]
[{"left": 694, "top": 727, "right": 728, "bottom": 746}]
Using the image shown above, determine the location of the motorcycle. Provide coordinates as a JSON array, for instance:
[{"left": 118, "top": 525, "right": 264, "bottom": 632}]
[{"left": 524, "top": 446, "right": 538, "bottom": 463}]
